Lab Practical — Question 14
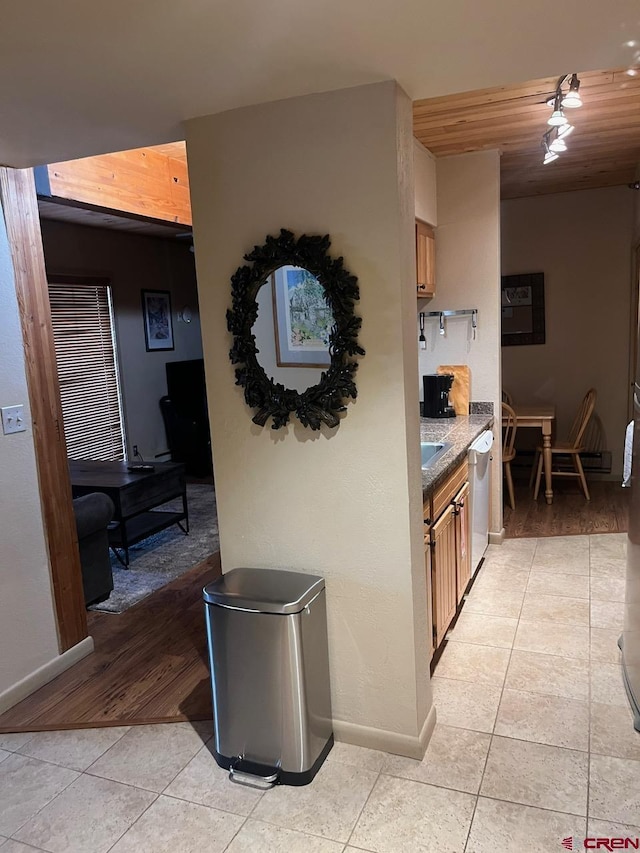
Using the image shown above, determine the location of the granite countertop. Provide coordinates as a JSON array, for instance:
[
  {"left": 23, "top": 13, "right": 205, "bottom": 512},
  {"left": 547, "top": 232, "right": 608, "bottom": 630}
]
[{"left": 420, "top": 414, "right": 494, "bottom": 500}]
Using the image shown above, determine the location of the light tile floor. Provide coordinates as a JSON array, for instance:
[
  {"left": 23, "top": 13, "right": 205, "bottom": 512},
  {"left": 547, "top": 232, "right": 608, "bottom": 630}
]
[{"left": 1, "top": 534, "right": 639, "bottom": 852}]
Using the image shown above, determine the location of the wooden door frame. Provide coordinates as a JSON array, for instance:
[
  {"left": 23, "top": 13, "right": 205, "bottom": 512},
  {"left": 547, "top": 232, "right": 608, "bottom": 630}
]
[{"left": 0, "top": 167, "right": 87, "bottom": 652}]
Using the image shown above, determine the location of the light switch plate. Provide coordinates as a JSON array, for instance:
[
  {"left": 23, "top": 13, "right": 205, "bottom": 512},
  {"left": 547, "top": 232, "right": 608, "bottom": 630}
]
[{"left": 1, "top": 404, "right": 26, "bottom": 434}]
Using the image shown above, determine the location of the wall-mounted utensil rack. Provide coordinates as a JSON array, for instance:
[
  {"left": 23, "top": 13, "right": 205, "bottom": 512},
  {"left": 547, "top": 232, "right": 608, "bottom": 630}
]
[{"left": 419, "top": 309, "right": 478, "bottom": 339}]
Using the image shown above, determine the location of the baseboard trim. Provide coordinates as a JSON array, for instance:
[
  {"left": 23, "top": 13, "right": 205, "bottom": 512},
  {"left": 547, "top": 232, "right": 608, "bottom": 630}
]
[
  {"left": 333, "top": 702, "right": 437, "bottom": 760},
  {"left": 0, "top": 636, "right": 94, "bottom": 716},
  {"left": 488, "top": 528, "right": 506, "bottom": 545}
]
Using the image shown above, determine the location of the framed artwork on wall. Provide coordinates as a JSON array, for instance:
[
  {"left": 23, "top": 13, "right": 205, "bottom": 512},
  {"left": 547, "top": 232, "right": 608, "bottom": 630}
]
[
  {"left": 142, "top": 289, "right": 174, "bottom": 351},
  {"left": 271, "top": 265, "right": 331, "bottom": 368},
  {"left": 501, "top": 272, "right": 546, "bottom": 347}
]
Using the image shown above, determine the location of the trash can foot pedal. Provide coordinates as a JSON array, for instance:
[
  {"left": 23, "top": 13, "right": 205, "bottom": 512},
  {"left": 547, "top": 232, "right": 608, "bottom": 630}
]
[{"left": 229, "top": 757, "right": 279, "bottom": 790}]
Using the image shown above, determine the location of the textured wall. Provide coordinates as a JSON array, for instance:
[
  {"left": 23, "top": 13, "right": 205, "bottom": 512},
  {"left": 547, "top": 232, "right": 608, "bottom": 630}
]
[
  {"left": 186, "top": 81, "right": 432, "bottom": 751},
  {"left": 501, "top": 186, "right": 634, "bottom": 477},
  {"left": 417, "top": 151, "right": 502, "bottom": 533},
  {"left": 0, "top": 198, "right": 60, "bottom": 699}
]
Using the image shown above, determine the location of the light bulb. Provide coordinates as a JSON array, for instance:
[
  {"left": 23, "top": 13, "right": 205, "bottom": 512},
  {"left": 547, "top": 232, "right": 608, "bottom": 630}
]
[
  {"left": 563, "top": 90, "right": 582, "bottom": 108},
  {"left": 549, "top": 136, "right": 567, "bottom": 153},
  {"left": 557, "top": 123, "right": 574, "bottom": 139},
  {"left": 548, "top": 107, "right": 568, "bottom": 127},
  {"left": 563, "top": 74, "right": 582, "bottom": 108}
]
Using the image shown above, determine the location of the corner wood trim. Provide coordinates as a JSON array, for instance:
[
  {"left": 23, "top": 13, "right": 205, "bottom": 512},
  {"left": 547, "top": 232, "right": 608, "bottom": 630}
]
[{"left": 0, "top": 167, "right": 88, "bottom": 652}]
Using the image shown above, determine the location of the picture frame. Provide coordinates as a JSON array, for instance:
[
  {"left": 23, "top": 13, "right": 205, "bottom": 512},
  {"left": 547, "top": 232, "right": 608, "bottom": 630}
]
[
  {"left": 501, "top": 272, "right": 546, "bottom": 347},
  {"left": 271, "top": 265, "right": 331, "bottom": 368},
  {"left": 141, "top": 289, "right": 174, "bottom": 351}
]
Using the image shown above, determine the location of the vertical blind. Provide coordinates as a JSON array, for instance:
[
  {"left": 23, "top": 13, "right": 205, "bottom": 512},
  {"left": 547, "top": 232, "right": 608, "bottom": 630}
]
[{"left": 48, "top": 280, "right": 125, "bottom": 460}]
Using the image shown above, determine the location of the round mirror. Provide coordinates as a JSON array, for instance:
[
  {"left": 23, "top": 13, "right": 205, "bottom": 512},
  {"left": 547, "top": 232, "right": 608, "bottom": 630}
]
[
  {"left": 227, "top": 229, "right": 364, "bottom": 430},
  {"left": 253, "top": 266, "right": 332, "bottom": 394}
]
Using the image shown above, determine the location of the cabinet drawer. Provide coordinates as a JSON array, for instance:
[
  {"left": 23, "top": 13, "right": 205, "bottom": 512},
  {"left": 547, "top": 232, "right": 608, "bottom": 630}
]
[{"left": 431, "top": 459, "right": 468, "bottom": 522}]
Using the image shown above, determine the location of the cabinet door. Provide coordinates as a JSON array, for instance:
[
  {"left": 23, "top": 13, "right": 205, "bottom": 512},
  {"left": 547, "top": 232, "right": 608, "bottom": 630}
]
[
  {"left": 416, "top": 219, "right": 435, "bottom": 297},
  {"left": 425, "top": 533, "right": 434, "bottom": 661},
  {"left": 454, "top": 482, "right": 471, "bottom": 603},
  {"left": 431, "top": 504, "right": 457, "bottom": 648}
]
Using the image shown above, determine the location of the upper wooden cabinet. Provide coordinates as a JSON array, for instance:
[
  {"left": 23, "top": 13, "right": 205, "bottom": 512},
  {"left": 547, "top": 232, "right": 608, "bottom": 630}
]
[{"left": 415, "top": 219, "right": 435, "bottom": 297}]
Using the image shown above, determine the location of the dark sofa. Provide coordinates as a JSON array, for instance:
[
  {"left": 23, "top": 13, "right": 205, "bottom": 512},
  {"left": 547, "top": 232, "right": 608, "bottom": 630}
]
[{"left": 73, "top": 493, "right": 115, "bottom": 606}]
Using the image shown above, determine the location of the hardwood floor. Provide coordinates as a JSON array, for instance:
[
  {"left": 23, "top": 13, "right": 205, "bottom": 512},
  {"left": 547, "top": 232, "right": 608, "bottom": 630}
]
[
  {"left": 504, "top": 479, "right": 630, "bottom": 538},
  {"left": 0, "top": 553, "right": 221, "bottom": 734}
]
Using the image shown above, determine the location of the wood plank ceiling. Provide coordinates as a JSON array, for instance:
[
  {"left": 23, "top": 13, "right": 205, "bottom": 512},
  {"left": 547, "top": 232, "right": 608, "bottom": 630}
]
[{"left": 413, "top": 69, "right": 640, "bottom": 199}]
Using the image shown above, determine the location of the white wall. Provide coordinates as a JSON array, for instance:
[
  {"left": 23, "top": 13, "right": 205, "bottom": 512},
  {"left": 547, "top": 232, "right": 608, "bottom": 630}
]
[
  {"left": 501, "top": 186, "right": 634, "bottom": 477},
  {"left": 414, "top": 139, "right": 437, "bottom": 226},
  {"left": 40, "top": 220, "right": 203, "bottom": 461},
  {"left": 0, "top": 199, "right": 61, "bottom": 700},
  {"left": 418, "top": 150, "right": 502, "bottom": 533},
  {"left": 186, "top": 81, "right": 433, "bottom": 756}
]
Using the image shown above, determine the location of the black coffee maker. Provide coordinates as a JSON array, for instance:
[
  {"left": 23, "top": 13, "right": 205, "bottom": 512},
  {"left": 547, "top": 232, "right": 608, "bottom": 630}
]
[{"left": 422, "top": 374, "right": 456, "bottom": 418}]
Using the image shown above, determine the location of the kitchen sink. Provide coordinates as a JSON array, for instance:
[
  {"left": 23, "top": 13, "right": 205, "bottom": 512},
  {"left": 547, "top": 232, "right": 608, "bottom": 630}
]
[{"left": 421, "top": 441, "right": 452, "bottom": 469}]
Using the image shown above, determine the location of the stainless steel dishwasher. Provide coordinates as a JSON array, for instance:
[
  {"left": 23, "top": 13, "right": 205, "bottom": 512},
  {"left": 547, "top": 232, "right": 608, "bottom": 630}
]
[{"left": 468, "top": 430, "right": 494, "bottom": 575}]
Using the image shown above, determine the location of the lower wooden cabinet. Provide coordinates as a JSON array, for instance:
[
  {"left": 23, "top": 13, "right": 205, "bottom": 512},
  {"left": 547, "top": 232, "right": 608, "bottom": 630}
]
[
  {"left": 430, "top": 503, "right": 458, "bottom": 648},
  {"left": 427, "top": 462, "right": 472, "bottom": 656},
  {"left": 454, "top": 482, "right": 471, "bottom": 605}
]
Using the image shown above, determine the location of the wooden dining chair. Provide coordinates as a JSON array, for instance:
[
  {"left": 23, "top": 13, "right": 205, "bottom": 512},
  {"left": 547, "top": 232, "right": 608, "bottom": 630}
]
[
  {"left": 502, "top": 402, "right": 517, "bottom": 510},
  {"left": 533, "top": 388, "right": 597, "bottom": 501},
  {"left": 502, "top": 389, "right": 514, "bottom": 406}
]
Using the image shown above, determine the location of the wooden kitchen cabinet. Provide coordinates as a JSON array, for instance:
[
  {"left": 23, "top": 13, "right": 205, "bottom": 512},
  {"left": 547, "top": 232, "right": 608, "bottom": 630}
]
[
  {"left": 426, "top": 460, "right": 472, "bottom": 655},
  {"left": 430, "top": 503, "right": 458, "bottom": 648},
  {"left": 416, "top": 219, "right": 435, "bottom": 297},
  {"left": 454, "top": 482, "right": 471, "bottom": 604}
]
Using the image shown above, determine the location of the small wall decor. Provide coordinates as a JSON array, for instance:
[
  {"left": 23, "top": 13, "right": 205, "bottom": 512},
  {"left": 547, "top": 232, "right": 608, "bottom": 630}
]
[
  {"left": 227, "top": 229, "right": 364, "bottom": 430},
  {"left": 142, "top": 289, "right": 174, "bottom": 351},
  {"left": 501, "top": 273, "right": 545, "bottom": 346}
]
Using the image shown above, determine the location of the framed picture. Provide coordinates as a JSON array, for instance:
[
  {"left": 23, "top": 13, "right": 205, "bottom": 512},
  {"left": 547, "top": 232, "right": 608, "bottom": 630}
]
[
  {"left": 272, "top": 265, "right": 331, "bottom": 368},
  {"left": 141, "top": 290, "right": 174, "bottom": 351},
  {"left": 501, "top": 272, "right": 545, "bottom": 347}
]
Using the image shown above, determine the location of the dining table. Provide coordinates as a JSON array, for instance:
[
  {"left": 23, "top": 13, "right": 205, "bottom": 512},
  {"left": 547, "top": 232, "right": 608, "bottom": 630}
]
[{"left": 503, "top": 404, "right": 557, "bottom": 504}]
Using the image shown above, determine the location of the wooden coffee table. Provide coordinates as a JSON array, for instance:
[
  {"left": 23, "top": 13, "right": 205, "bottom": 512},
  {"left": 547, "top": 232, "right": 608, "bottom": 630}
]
[{"left": 69, "top": 460, "right": 188, "bottom": 567}]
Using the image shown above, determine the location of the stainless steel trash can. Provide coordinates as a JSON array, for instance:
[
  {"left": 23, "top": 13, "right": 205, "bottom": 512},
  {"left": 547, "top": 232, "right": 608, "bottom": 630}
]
[{"left": 203, "top": 567, "right": 333, "bottom": 787}]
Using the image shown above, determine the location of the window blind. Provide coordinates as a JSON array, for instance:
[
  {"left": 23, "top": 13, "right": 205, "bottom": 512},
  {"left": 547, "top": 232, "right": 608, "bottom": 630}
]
[{"left": 48, "top": 280, "right": 125, "bottom": 461}]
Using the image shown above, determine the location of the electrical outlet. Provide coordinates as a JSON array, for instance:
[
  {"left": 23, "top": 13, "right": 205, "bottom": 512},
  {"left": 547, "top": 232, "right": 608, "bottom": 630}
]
[
  {"left": 133, "top": 444, "right": 138, "bottom": 457},
  {"left": 1, "top": 404, "right": 26, "bottom": 435}
]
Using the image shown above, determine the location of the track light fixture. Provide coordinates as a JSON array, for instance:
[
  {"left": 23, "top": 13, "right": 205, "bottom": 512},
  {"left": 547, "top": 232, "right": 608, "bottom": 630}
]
[
  {"left": 562, "top": 73, "right": 582, "bottom": 108},
  {"left": 538, "top": 73, "right": 582, "bottom": 165}
]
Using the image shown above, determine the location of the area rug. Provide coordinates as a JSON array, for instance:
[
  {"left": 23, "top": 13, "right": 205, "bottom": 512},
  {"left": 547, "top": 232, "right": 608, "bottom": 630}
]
[{"left": 89, "top": 484, "right": 219, "bottom": 614}]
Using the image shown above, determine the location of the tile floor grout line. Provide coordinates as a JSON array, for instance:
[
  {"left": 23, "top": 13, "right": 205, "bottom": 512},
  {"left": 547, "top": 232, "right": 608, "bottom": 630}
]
[
  {"left": 219, "top": 812, "right": 251, "bottom": 853},
  {"left": 471, "top": 790, "right": 588, "bottom": 820},
  {"left": 342, "top": 767, "right": 383, "bottom": 849},
  {"left": 7, "top": 759, "right": 81, "bottom": 845},
  {"left": 10, "top": 726, "right": 132, "bottom": 774},
  {"left": 101, "top": 786, "right": 160, "bottom": 853},
  {"left": 463, "top": 541, "right": 537, "bottom": 851},
  {"left": 158, "top": 789, "right": 263, "bottom": 820}
]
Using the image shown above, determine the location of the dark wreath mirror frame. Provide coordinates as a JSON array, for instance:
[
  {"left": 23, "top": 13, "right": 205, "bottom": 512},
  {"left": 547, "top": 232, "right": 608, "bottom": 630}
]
[{"left": 226, "top": 229, "right": 365, "bottom": 430}]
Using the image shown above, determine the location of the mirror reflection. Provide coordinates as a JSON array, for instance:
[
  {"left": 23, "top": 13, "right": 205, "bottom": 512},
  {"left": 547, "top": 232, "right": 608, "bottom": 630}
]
[{"left": 253, "top": 265, "right": 333, "bottom": 394}]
